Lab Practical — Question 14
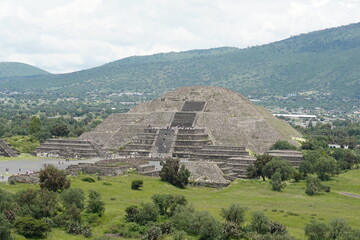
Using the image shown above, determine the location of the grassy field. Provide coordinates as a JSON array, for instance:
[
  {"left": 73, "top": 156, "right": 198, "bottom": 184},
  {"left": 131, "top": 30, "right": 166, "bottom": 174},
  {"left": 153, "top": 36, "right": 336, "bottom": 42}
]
[{"left": 1, "top": 169, "right": 359, "bottom": 240}]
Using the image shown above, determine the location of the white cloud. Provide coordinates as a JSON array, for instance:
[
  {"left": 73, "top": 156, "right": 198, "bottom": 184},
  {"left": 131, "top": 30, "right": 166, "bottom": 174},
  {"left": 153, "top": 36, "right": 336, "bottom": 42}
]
[{"left": 0, "top": 0, "right": 360, "bottom": 73}]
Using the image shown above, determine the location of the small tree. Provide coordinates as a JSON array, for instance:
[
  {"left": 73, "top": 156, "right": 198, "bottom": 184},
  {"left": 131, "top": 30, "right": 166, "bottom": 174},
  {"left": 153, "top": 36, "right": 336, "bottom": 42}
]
[
  {"left": 305, "top": 176, "right": 323, "bottom": 196},
  {"left": 61, "top": 188, "right": 85, "bottom": 210},
  {"left": 328, "top": 218, "right": 351, "bottom": 240},
  {"left": 51, "top": 124, "right": 70, "bottom": 137},
  {"left": 131, "top": 180, "right": 144, "bottom": 190},
  {"left": 249, "top": 211, "right": 271, "bottom": 234},
  {"left": 251, "top": 154, "right": 273, "bottom": 181},
  {"left": 0, "top": 214, "right": 11, "bottom": 240},
  {"left": 221, "top": 203, "right": 246, "bottom": 225},
  {"left": 142, "top": 225, "right": 162, "bottom": 240},
  {"left": 263, "top": 158, "right": 295, "bottom": 181},
  {"left": 15, "top": 216, "right": 50, "bottom": 238},
  {"left": 305, "top": 219, "right": 329, "bottom": 240},
  {"left": 152, "top": 194, "right": 187, "bottom": 216},
  {"left": 314, "top": 156, "right": 338, "bottom": 181},
  {"left": 271, "top": 170, "right": 285, "bottom": 191},
  {"left": 29, "top": 116, "right": 41, "bottom": 135},
  {"left": 39, "top": 165, "right": 70, "bottom": 192},
  {"left": 86, "top": 190, "right": 105, "bottom": 217},
  {"left": 160, "top": 158, "right": 190, "bottom": 188}
]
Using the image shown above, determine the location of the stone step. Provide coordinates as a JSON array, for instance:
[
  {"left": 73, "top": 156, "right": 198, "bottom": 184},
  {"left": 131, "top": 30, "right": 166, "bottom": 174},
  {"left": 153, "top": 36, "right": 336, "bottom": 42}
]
[
  {"left": 171, "top": 112, "right": 197, "bottom": 128},
  {"left": 178, "top": 129, "right": 205, "bottom": 134},
  {"left": 220, "top": 167, "right": 233, "bottom": 174},
  {"left": 176, "top": 134, "right": 209, "bottom": 140},
  {"left": 196, "top": 150, "right": 249, "bottom": 155},
  {"left": 175, "top": 140, "right": 212, "bottom": 146},
  {"left": 202, "top": 145, "right": 246, "bottom": 151},
  {"left": 181, "top": 101, "right": 206, "bottom": 112}
]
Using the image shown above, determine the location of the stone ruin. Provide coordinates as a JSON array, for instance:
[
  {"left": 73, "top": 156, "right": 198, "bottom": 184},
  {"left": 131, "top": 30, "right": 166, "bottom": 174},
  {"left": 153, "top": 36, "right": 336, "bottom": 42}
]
[
  {"left": 34, "top": 86, "right": 303, "bottom": 185},
  {"left": 35, "top": 139, "right": 109, "bottom": 159},
  {"left": 0, "top": 139, "right": 19, "bottom": 157}
]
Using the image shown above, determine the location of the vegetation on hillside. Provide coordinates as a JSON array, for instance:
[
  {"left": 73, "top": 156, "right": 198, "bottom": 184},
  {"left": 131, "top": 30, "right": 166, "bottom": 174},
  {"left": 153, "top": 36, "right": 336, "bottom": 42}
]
[{"left": 1, "top": 23, "right": 360, "bottom": 112}]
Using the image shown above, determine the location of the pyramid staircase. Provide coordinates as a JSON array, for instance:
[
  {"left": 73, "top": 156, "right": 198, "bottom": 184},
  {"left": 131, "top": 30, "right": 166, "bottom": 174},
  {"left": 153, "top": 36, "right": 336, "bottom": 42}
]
[{"left": 0, "top": 139, "right": 19, "bottom": 157}]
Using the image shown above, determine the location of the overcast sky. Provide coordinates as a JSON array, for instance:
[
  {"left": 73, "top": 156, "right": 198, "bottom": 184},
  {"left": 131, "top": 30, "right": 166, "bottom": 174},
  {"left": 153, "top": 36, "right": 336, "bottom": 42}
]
[{"left": 1, "top": 0, "right": 360, "bottom": 73}]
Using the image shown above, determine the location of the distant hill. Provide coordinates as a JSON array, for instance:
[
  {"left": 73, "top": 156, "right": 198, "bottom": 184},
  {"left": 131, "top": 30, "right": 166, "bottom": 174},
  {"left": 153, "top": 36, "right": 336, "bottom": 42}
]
[
  {"left": 0, "top": 23, "right": 359, "bottom": 107},
  {"left": 0, "top": 62, "right": 50, "bottom": 78}
]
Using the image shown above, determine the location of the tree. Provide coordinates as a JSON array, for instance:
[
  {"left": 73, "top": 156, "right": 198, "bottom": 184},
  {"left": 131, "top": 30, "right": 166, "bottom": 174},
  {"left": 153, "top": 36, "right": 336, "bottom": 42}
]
[
  {"left": 39, "top": 165, "right": 70, "bottom": 192},
  {"left": 314, "top": 156, "right": 338, "bottom": 181},
  {"left": 328, "top": 218, "right": 351, "bottom": 240},
  {"left": 0, "top": 214, "right": 12, "bottom": 240},
  {"left": 271, "top": 170, "right": 285, "bottom": 191},
  {"left": 151, "top": 194, "right": 187, "bottom": 216},
  {"left": 15, "top": 216, "right": 50, "bottom": 238},
  {"left": 263, "top": 158, "right": 295, "bottom": 181},
  {"left": 305, "top": 176, "right": 330, "bottom": 196},
  {"left": 131, "top": 180, "right": 144, "bottom": 190},
  {"left": 305, "top": 219, "right": 329, "bottom": 240},
  {"left": 142, "top": 225, "right": 162, "bottom": 240},
  {"left": 221, "top": 203, "right": 247, "bottom": 225},
  {"left": 61, "top": 188, "right": 85, "bottom": 210},
  {"left": 249, "top": 211, "right": 271, "bottom": 234},
  {"left": 29, "top": 116, "right": 41, "bottom": 135},
  {"left": 51, "top": 123, "right": 70, "bottom": 137},
  {"left": 249, "top": 154, "right": 273, "bottom": 181},
  {"left": 270, "top": 140, "right": 297, "bottom": 150},
  {"left": 160, "top": 158, "right": 190, "bottom": 188},
  {"left": 86, "top": 190, "right": 105, "bottom": 217}
]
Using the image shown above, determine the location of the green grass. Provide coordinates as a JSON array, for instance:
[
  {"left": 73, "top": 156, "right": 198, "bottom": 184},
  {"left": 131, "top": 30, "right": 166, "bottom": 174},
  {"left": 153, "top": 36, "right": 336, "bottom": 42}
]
[
  {"left": 0, "top": 153, "right": 41, "bottom": 161},
  {"left": 1, "top": 169, "right": 360, "bottom": 240}
]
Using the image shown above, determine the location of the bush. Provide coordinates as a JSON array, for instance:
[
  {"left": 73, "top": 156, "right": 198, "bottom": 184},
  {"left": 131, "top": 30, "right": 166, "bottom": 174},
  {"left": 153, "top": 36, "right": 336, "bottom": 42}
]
[
  {"left": 39, "top": 165, "right": 70, "bottom": 192},
  {"left": 305, "top": 176, "right": 328, "bottom": 196},
  {"left": 222, "top": 221, "right": 243, "bottom": 239},
  {"left": 126, "top": 203, "right": 160, "bottom": 225},
  {"left": 151, "top": 194, "right": 187, "bottom": 216},
  {"left": 173, "top": 230, "right": 187, "bottom": 240},
  {"left": 305, "top": 219, "right": 329, "bottom": 240},
  {"left": 61, "top": 188, "right": 85, "bottom": 210},
  {"left": 142, "top": 225, "right": 162, "bottom": 240},
  {"left": 271, "top": 171, "right": 285, "bottom": 191},
  {"left": 86, "top": 190, "right": 105, "bottom": 217},
  {"left": 249, "top": 211, "right": 271, "bottom": 234},
  {"left": 221, "top": 203, "right": 247, "bottom": 225},
  {"left": 270, "top": 140, "right": 297, "bottom": 150},
  {"left": 131, "top": 180, "right": 144, "bottom": 190},
  {"left": 82, "top": 177, "right": 95, "bottom": 183},
  {"left": 15, "top": 216, "right": 50, "bottom": 238},
  {"left": 0, "top": 214, "right": 12, "bottom": 240}
]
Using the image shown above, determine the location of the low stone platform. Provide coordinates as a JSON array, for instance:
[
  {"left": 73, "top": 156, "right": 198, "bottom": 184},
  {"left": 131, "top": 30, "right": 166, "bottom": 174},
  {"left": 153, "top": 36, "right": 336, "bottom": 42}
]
[
  {"left": 36, "top": 138, "right": 109, "bottom": 159},
  {"left": 266, "top": 150, "right": 303, "bottom": 167}
]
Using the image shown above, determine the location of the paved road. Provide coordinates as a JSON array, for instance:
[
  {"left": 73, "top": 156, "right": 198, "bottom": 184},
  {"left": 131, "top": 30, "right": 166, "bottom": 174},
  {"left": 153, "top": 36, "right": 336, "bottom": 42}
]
[
  {"left": 0, "top": 158, "right": 99, "bottom": 182},
  {"left": 336, "top": 192, "right": 360, "bottom": 199}
]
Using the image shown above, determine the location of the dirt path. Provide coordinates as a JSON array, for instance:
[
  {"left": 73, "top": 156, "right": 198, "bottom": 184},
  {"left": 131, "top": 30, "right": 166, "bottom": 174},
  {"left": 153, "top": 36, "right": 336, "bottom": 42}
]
[{"left": 336, "top": 192, "right": 360, "bottom": 199}]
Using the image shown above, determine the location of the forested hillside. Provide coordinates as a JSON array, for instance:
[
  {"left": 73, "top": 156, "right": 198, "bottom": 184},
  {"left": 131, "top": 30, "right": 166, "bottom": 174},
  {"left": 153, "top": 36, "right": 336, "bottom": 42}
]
[
  {"left": 0, "top": 62, "right": 50, "bottom": 78},
  {"left": 0, "top": 23, "right": 360, "bottom": 109}
]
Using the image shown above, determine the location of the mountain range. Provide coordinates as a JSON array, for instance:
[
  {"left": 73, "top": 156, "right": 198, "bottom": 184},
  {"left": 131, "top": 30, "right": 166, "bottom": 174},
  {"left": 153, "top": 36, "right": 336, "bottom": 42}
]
[{"left": 0, "top": 22, "right": 359, "bottom": 108}]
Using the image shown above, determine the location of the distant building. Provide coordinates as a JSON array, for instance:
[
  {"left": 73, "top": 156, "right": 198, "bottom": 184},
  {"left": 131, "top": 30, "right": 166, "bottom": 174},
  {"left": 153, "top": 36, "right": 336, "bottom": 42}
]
[
  {"left": 328, "top": 144, "right": 349, "bottom": 149},
  {"left": 273, "top": 114, "right": 317, "bottom": 119}
]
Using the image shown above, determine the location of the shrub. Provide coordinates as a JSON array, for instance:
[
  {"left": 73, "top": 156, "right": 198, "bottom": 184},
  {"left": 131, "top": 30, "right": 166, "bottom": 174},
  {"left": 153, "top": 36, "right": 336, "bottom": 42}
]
[
  {"left": 270, "top": 221, "right": 287, "bottom": 235},
  {"left": 125, "top": 203, "right": 160, "bottom": 225},
  {"left": 271, "top": 171, "right": 285, "bottom": 191},
  {"left": 328, "top": 218, "right": 351, "bottom": 240},
  {"left": 222, "top": 221, "right": 243, "bottom": 239},
  {"left": 151, "top": 194, "right": 187, "bottom": 216},
  {"left": 0, "top": 214, "right": 12, "bottom": 240},
  {"left": 61, "top": 188, "right": 85, "bottom": 210},
  {"left": 221, "top": 203, "right": 247, "bottom": 225},
  {"left": 15, "top": 216, "right": 50, "bottom": 238},
  {"left": 82, "top": 177, "right": 95, "bottom": 183},
  {"left": 142, "top": 225, "right": 162, "bottom": 240},
  {"left": 270, "top": 140, "right": 297, "bottom": 150},
  {"left": 39, "top": 165, "right": 70, "bottom": 192},
  {"left": 305, "top": 219, "right": 329, "bottom": 240},
  {"left": 131, "top": 180, "right": 144, "bottom": 190},
  {"left": 173, "top": 230, "right": 187, "bottom": 240},
  {"left": 305, "top": 176, "right": 328, "bottom": 196},
  {"left": 86, "top": 190, "right": 105, "bottom": 217},
  {"left": 103, "top": 181, "right": 112, "bottom": 186},
  {"left": 249, "top": 211, "right": 271, "bottom": 234}
]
